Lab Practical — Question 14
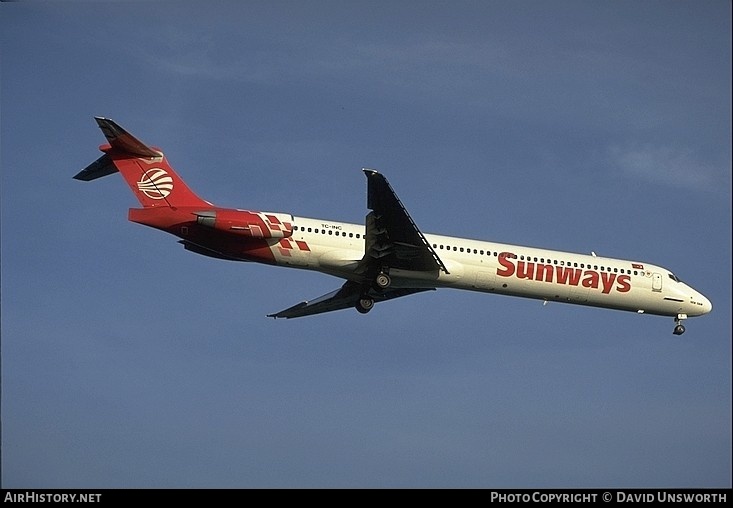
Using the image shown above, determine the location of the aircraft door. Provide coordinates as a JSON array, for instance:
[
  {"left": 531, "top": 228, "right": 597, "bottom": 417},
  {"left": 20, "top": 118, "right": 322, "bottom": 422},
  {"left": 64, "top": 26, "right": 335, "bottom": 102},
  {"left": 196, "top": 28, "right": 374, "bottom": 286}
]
[{"left": 652, "top": 272, "right": 662, "bottom": 292}]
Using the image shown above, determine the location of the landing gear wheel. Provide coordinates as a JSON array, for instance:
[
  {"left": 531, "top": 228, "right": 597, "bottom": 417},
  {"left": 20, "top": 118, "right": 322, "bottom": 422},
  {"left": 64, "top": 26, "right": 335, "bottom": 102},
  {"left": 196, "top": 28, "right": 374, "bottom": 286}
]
[
  {"left": 375, "top": 273, "right": 391, "bottom": 289},
  {"left": 356, "top": 297, "right": 374, "bottom": 314},
  {"left": 673, "top": 313, "right": 687, "bottom": 335}
]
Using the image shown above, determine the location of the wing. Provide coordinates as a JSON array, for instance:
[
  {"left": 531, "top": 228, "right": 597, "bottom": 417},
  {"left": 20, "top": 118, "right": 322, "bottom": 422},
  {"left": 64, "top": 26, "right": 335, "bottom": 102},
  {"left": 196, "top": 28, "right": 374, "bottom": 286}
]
[
  {"left": 269, "top": 169, "right": 444, "bottom": 319},
  {"left": 268, "top": 280, "right": 433, "bottom": 319},
  {"left": 360, "top": 169, "right": 448, "bottom": 275}
]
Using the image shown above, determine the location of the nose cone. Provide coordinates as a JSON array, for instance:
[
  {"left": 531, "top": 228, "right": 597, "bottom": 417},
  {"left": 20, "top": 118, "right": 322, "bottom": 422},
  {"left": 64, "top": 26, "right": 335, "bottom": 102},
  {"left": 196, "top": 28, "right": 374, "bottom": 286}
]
[
  {"left": 701, "top": 294, "right": 713, "bottom": 314},
  {"left": 683, "top": 284, "right": 713, "bottom": 316}
]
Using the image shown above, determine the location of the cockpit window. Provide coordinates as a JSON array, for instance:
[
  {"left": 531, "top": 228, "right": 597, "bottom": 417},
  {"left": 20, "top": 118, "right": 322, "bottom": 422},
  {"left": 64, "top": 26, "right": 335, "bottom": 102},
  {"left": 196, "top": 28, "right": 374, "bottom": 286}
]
[{"left": 668, "top": 273, "right": 683, "bottom": 283}]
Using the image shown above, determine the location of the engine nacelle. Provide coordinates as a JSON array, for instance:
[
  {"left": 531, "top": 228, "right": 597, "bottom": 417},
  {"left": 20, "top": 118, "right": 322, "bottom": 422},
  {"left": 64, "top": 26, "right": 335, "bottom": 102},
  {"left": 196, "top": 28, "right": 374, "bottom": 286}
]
[{"left": 195, "top": 209, "right": 292, "bottom": 238}]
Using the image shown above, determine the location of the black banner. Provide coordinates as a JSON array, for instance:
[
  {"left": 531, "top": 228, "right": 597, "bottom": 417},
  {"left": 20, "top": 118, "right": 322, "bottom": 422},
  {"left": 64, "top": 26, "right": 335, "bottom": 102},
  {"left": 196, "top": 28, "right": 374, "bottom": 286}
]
[{"left": 1, "top": 489, "right": 731, "bottom": 501}]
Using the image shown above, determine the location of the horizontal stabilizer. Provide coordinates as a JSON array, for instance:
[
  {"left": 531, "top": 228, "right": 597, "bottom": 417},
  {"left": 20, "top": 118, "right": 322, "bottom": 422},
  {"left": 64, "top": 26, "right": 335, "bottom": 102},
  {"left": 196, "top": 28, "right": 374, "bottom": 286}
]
[
  {"left": 73, "top": 154, "right": 119, "bottom": 181},
  {"left": 94, "top": 117, "right": 162, "bottom": 158}
]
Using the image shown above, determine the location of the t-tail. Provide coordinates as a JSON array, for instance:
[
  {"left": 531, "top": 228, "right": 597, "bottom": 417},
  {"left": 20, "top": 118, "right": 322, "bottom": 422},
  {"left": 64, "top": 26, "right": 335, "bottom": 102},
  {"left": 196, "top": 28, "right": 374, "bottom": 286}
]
[{"left": 74, "top": 117, "right": 210, "bottom": 209}]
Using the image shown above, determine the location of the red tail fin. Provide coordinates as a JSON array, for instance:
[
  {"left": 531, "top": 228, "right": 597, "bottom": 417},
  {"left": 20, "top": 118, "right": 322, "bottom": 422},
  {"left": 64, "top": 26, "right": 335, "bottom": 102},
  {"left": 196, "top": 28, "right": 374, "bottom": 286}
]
[{"left": 75, "top": 117, "right": 210, "bottom": 209}]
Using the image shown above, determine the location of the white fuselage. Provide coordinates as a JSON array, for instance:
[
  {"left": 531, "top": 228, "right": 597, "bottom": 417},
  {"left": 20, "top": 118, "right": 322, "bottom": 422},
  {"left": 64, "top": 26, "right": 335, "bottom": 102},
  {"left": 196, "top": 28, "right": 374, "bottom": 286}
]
[{"left": 271, "top": 215, "right": 712, "bottom": 319}]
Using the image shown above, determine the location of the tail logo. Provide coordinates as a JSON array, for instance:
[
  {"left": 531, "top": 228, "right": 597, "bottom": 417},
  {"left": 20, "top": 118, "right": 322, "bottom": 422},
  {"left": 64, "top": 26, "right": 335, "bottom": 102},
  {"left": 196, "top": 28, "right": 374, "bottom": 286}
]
[{"left": 137, "top": 168, "right": 173, "bottom": 200}]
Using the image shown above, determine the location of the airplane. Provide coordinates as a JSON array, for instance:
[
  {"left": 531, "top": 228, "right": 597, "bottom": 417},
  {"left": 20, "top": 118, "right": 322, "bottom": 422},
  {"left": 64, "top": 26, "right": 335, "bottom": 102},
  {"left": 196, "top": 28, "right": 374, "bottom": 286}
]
[{"left": 75, "top": 117, "right": 712, "bottom": 334}]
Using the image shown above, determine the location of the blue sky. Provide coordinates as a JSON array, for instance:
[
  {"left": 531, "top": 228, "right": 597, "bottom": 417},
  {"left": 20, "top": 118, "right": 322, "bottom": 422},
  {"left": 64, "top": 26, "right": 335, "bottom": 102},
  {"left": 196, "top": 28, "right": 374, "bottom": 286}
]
[{"left": 2, "top": 1, "right": 730, "bottom": 488}]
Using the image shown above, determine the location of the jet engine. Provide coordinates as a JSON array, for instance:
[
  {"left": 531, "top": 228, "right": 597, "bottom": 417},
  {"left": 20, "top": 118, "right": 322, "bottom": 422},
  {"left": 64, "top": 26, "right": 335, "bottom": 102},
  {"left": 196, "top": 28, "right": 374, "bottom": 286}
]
[{"left": 194, "top": 210, "right": 292, "bottom": 238}]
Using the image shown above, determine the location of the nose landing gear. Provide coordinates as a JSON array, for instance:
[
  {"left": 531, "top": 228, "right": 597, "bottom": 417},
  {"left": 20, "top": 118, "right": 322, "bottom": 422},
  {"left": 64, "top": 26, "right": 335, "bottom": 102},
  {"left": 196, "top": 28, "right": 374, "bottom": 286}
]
[{"left": 673, "top": 313, "right": 687, "bottom": 335}]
